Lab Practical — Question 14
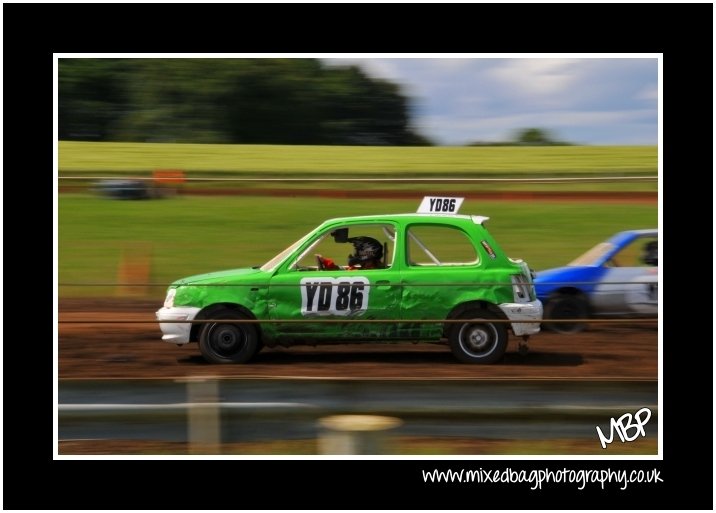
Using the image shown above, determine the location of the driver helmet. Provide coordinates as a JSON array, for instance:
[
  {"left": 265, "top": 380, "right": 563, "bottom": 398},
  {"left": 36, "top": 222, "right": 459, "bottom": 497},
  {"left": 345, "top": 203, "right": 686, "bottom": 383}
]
[
  {"left": 347, "top": 236, "right": 383, "bottom": 267},
  {"left": 642, "top": 240, "right": 658, "bottom": 266}
]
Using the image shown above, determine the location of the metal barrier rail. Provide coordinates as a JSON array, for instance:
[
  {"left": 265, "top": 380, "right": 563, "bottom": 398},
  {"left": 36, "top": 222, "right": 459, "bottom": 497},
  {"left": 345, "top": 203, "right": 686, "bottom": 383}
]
[
  {"left": 59, "top": 318, "right": 657, "bottom": 325},
  {"left": 58, "top": 281, "right": 659, "bottom": 287},
  {"left": 59, "top": 175, "right": 658, "bottom": 183},
  {"left": 57, "top": 378, "right": 659, "bottom": 450}
]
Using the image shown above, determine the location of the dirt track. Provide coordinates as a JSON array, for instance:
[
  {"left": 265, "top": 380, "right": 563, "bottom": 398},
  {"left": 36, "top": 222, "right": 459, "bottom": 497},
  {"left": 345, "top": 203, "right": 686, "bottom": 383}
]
[
  {"left": 58, "top": 189, "right": 657, "bottom": 380},
  {"left": 58, "top": 298, "right": 657, "bottom": 380}
]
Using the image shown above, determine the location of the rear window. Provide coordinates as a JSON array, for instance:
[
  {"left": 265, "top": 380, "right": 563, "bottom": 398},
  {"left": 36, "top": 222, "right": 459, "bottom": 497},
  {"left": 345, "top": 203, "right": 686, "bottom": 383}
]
[{"left": 406, "top": 225, "right": 478, "bottom": 266}]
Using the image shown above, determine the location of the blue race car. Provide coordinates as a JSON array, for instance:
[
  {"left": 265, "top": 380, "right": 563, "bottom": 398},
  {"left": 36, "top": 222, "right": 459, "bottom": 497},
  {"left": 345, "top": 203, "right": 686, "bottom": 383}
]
[{"left": 534, "top": 229, "right": 658, "bottom": 333}]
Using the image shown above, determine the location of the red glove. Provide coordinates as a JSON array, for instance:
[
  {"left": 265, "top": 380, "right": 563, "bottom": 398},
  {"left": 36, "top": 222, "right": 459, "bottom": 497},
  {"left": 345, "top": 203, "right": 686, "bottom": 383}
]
[{"left": 319, "top": 256, "right": 340, "bottom": 270}]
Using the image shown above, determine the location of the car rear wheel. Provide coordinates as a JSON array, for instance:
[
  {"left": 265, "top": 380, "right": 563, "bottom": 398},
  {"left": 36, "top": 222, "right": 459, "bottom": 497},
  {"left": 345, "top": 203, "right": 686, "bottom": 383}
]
[
  {"left": 543, "top": 294, "right": 588, "bottom": 333},
  {"left": 448, "top": 309, "right": 508, "bottom": 364},
  {"left": 199, "top": 308, "right": 259, "bottom": 364}
]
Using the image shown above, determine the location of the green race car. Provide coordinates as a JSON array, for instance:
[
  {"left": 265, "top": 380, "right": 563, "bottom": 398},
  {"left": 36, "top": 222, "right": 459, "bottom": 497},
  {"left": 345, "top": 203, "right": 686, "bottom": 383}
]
[{"left": 156, "top": 197, "right": 542, "bottom": 364}]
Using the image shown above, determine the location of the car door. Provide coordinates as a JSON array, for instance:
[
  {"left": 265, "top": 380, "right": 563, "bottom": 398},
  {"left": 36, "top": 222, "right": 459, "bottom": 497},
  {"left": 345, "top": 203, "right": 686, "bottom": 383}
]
[
  {"left": 398, "top": 222, "right": 487, "bottom": 340},
  {"left": 267, "top": 222, "right": 401, "bottom": 341},
  {"left": 593, "top": 267, "right": 658, "bottom": 315},
  {"left": 591, "top": 236, "right": 658, "bottom": 316}
]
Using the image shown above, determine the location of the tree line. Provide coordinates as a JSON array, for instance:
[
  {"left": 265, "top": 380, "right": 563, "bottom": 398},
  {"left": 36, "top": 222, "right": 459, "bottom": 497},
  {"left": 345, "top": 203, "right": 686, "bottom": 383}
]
[
  {"left": 59, "top": 58, "right": 432, "bottom": 146},
  {"left": 468, "top": 128, "right": 573, "bottom": 146}
]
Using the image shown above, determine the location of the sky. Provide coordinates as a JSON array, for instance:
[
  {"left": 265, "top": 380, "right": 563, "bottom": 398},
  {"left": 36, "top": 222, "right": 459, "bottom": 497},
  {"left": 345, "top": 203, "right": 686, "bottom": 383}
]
[{"left": 323, "top": 56, "right": 659, "bottom": 146}]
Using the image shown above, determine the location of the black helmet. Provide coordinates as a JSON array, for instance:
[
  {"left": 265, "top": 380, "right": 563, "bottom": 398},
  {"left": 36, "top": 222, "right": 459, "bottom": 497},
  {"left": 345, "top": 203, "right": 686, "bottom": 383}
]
[
  {"left": 642, "top": 241, "right": 658, "bottom": 266},
  {"left": 348, "top": 237, "right": 383, "bottom": 266}
]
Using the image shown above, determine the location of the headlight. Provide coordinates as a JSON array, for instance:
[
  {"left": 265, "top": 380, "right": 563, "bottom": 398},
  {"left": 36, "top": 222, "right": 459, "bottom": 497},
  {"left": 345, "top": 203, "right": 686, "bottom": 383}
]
[
  {"left": 511, "top": 275, "right": 530, "bottom": 303},
  {"left": 164, "top": 288, "right": 177, "bottom": 308}
]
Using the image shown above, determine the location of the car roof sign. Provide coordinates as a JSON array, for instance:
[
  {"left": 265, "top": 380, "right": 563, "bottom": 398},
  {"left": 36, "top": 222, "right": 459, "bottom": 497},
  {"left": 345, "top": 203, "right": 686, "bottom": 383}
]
[{"left": 417, "top": 196, "right": 464, "bottom": 214}]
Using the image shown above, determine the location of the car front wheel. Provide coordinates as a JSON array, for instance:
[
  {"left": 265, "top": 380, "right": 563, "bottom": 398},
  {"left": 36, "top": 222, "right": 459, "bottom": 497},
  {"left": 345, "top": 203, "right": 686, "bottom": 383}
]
[
  {"left": 199, "top": 308, "right": 259, "bottom": 364},
  {"left": 543, "top": 293, "right": 588, "bottom": 333},
  {"left": 448, "top": 309, "right": 508, "bottom": 364}
]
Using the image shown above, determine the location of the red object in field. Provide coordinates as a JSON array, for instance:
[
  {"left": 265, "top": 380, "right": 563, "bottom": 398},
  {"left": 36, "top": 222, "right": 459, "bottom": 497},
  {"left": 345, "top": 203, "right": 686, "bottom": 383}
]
[
  {"left": 153, "top": 169, "right": 186, "bottom": 184},
  {"left": 152, "top": 169, "right": 185, "bottom": 197}
]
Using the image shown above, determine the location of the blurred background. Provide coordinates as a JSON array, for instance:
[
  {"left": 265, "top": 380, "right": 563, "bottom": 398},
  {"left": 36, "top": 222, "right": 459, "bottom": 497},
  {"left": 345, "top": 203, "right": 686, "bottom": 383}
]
[
  {"left": 59, "top": 57, "right": 657, "bottom": 146},
  {"left": 57, "top": 56, "right": 658, "bottom": 456}
]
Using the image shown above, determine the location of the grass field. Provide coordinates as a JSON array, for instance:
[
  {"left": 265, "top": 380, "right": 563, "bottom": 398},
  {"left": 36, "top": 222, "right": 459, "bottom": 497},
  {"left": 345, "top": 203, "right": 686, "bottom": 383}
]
[
  {"left": 58, "top": 194, "right": 658, "bottom": 298},
  {"left": 59, "top": 141, "right": 657, "bottom": 175},
  {"left": 59, "top": 141, "right": 659, "bottom": 195},
  {"left": 57, "top": 142, "right": 659, "bottom": 297}
]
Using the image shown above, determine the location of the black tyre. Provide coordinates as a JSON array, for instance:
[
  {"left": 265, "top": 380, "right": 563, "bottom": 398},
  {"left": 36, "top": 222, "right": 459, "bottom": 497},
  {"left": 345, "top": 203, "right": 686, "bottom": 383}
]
[
  {"left": 543, "top": 294, "right": 588, "bottom": 333},
  {"left": 199, "top": 308, "right": 259, "bottom": 364},
  {"left": 448, "top": 309, "right": 508, "bottom": 364}
]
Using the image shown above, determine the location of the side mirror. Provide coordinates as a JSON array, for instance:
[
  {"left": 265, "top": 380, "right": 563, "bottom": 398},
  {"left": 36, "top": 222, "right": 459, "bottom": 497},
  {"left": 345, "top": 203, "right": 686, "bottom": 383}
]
[{"left": 331, "top": 228, "right": 349, "bottom": 243}]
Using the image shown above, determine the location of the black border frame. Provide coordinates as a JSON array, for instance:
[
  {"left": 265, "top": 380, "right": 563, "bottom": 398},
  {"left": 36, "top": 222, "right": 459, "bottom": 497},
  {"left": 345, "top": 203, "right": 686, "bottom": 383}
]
[{"left": 4, "top": 2, "right": 712, "bottom": 510}]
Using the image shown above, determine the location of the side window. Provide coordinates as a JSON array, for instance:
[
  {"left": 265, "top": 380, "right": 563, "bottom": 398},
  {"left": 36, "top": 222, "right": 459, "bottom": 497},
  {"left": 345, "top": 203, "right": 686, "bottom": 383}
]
[
  {"left": 406, "top": 225, "right": 478, "bottom": 267},
  {"left": 612, "top": 237, "right": 658, "bottom": 267},
  {"left": 293, "top": 223, "right": 396, "bottom": 271}
]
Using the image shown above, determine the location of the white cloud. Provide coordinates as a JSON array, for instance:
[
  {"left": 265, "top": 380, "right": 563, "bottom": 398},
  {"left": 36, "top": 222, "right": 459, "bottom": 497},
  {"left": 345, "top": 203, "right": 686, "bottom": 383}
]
[
  {"left": 635, "top": 84, "right": 658, "bottom": 101},
  {"left": 487, "top": 58, "right": 582, "bottom": 101},
  {"left": 321, "top": 57, "right": 658, "bottom": 145}
]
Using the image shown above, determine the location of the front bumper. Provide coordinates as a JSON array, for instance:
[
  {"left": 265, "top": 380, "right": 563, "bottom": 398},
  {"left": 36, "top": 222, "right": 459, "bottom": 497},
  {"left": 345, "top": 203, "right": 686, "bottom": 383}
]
[
  {"left": 156, "top": 306, "right": 201, "bottom": 344},
  {"left": 498, "top": 300, "right": 543, "bottom": 336}
]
